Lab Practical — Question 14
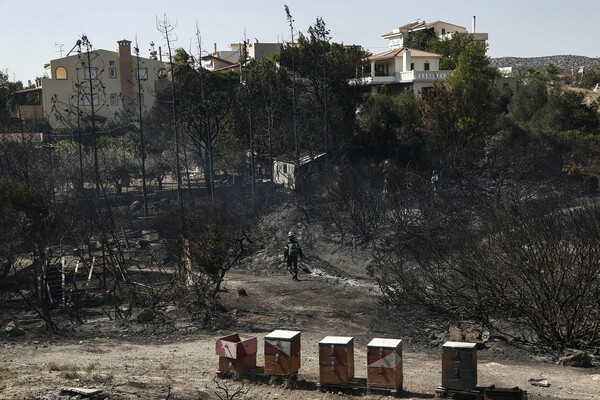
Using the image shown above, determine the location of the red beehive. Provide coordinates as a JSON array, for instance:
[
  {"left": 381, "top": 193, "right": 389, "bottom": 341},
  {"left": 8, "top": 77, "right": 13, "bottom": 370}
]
[
  {"left": 367, "top": 338, "right": 403, "bottom": 391},
  {"left": 264, "top": 329, "right": 301, "bottom": 376},
  {"left": 441, "top": 341, "right": 477, "bottom": 391},
  {"left": 215, "top": 333, "right": 257, "bottom": 374},
  {"left": 319, "top": 336, "right": 354, "bottom": 386}
]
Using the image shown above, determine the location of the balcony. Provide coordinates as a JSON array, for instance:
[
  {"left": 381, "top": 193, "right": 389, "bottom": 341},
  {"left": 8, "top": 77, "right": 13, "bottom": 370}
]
[
  {"left": 399, "top": 70, "right": 451, "bottom": 81},
  {"left": 350, "top": 70, "right": 451, "bottom": 86}
]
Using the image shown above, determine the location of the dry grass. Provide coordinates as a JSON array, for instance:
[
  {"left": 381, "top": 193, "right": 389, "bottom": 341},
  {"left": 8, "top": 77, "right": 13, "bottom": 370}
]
[
  {"left": 47, "top": 362, "right": 77, "bottom": 372},
  {"left": 47, "top": 362, "right": 111, "bottom": 383},
  {"left": 87, "top": 373, "right": 114, "bottom": 384},
  {"left": 84, "top": 362, "right": 96, "bottom": 374},
  {"left": 59, "top": 370, "right": 79, "bottom": 380}
]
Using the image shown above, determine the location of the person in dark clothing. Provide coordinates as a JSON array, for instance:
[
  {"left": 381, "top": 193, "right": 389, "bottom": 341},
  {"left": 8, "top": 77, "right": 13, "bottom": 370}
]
[{"left": 284, "top": 231, "right": 304, "bottom": 280}]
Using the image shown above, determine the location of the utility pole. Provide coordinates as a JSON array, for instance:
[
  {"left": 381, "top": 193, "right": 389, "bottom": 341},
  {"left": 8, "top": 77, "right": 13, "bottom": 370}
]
[
  {"left": 134, "top": 40, "right": 149, "bottom": 217},
  {"left": 241, "top": 36, "right": 255, "bottom": 207},
  {"left": 285, "top": 5, "right": 300, "bottom": 188}
]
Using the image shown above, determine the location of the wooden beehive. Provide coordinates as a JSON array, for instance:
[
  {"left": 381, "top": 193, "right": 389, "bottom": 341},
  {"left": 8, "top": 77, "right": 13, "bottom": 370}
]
[
  {"left": 264, "top": 329, "right": 301, "bottom": 376},
  {"left": 215, "top": 333, "right": 257, "bottom": 374},
  {"left": 319, "top": 336, "right": 354, "bottom": 386},
  {"left": 441, "top": 341, "right": 477, "bottom": 391},
  {"left": 367, "top": 338, "right": 403, "bottom": 391}
]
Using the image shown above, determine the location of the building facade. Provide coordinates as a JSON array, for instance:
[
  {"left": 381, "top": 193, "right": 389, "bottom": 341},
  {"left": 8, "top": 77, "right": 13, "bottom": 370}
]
[
  {"left": 356, "top": 47, "right": 450, "bottom": 95},
  {"left": 382, "top": 17, "right": 488, "bottom": 50},
  {"left": 41, "top": 40, "right": 167, "bottom": 128},
  {"left": 202, "top": 41, "right": 281, "bottom": 71}
]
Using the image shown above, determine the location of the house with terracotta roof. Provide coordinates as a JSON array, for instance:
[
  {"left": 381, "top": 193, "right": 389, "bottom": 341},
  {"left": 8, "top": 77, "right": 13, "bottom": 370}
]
[
  {"left": 355, "top": 17, "right": 488, "bottom": 96},
  {"left": 355, "top": 47, "right": 450, "bottom": 95}
]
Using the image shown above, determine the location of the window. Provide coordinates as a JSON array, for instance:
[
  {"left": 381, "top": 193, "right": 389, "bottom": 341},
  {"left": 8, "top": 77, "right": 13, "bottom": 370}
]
[
  {"left": 137, "top": 68, "right": 148, "bottom": 80},
  {"left": 109, "top": 61, "right": 115, "bottom": 66},
  {"left": 110, "top": 93, "right": 119, "bottom": 106},
  {"left": 283, "top": 164, "right": 288, "bottom": 174},
  {"left": 83, "top": 67, "right": 98, "bottom": 80},
  {"left": 134, "top": 94, "right": 144, "bottom": 106},
  {"left": 410, "top": 63, "right": 414, "bottom": 71},
  {"left": 442, "top": 28, "right": 446, "bottom": 35},
  {"left": 109, "top": 67, "right": 117, "bottom": 78},
  {"left": 424, "top": 62, "right": 430, "bottom": 71},
  {"left": 55, "top": 66, "right": 68, "bottom": 80},
  {"left": 82, "top": 94, "right": 99, "bottom": 106}
]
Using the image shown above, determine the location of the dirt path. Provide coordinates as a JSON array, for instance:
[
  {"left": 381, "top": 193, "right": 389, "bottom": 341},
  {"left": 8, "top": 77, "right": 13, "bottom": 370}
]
[{"left": 1, "top": 255, "right": 599, "bottom": 399}]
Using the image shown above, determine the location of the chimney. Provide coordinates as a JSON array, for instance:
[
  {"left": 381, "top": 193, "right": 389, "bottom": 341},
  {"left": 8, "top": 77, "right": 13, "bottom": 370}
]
[
  {"left": 472, "top": 16, "right": 476, "bottom": 33},
  {"left": 117, "top": 40, "right": 134, "bottom": 113},
  {"left": 214, "top": 42, "right": 217, "bottom": 55}
]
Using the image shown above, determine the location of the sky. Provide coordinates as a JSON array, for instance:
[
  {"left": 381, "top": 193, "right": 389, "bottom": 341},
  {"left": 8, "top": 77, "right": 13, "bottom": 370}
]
[{"left": 2, "top": 0, "right": 600, "bottom": 83}]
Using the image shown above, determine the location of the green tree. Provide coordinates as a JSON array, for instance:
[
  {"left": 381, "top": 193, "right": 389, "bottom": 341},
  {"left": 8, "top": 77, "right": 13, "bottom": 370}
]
[
  {"left": 532, "top": 90, "right": 599, "bottom": 134},
  {"left": 0, "top": 70, "right": 23, "bottom": 130},
  {"left": 421, "top": 41, "right": 498, "bottom": 171},
  {"left": 508, "top": 78, "right": 548, "bottom": 122},
  {"left": 356, "top": 91, "right": 421, "bottom": 162},
  {"left": 404, "top": 28, "right": 437, "bottom": 51},
  {"left": 279, "top": 16, "right": 366, "bottom": 163},
  {"left": 429, "top": 32, "right": 479, "bottom": 71}
]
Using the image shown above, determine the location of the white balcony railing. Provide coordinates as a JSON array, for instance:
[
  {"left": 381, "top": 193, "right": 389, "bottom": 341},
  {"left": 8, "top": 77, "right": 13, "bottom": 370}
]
[{"left": 350, "top": 70, "right": 452, "bottom": 86}]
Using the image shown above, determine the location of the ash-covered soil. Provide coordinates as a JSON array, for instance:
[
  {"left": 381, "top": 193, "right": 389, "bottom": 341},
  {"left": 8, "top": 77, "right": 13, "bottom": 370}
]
[{"left": 1, "top": 203, "right": 599, "bottom": 399}]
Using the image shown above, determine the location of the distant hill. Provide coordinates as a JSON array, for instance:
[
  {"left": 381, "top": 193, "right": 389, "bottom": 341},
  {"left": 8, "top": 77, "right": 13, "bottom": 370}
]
[{"left": 490, "top": 55, "right": 600, "bottom": 73}]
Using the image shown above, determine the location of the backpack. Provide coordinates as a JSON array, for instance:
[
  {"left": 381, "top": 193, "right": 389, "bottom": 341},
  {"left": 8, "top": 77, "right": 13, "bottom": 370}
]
[{"left": 288, "top": 242, "right": 299, "bottom": 257}]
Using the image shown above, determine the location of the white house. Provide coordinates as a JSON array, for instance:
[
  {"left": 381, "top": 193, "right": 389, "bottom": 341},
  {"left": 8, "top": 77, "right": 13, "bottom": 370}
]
[
  {"left": 355, "top": 47, "right": 451, "bottom": 95},
  {"left": 382, "top": 17, "right": 488, "bottom": 50}
]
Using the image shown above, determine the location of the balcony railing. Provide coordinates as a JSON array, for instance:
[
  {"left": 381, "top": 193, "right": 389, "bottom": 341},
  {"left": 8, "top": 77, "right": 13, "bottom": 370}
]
[
  {"left": 350, "top": 70, "right": 452, "bottom": 85},
  {"left": 398, "top": 70, "right": 451, "bottom": 81}
]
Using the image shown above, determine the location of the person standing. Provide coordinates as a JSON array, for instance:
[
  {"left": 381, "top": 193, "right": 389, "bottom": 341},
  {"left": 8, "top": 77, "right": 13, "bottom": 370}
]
[{"left": 284, "top": 231, "right": 304, "bottom": 281}]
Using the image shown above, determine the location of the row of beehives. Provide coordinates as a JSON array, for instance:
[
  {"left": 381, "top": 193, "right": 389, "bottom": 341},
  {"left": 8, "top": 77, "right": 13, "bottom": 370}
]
[{"left": 215, "top": 330, "right": 479, "bottom": 392}]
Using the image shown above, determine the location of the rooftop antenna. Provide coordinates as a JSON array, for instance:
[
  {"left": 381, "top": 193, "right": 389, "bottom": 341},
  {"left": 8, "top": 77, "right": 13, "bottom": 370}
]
[{"left": 55, "top": 43, "right": 65, "bottom": 57}]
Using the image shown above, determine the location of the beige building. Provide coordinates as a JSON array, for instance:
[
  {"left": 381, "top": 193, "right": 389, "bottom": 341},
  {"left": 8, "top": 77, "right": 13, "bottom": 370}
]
[
  {"left": 382, "top": 17, "right": 488, "bottom": 50},
  {"left": 41, "top": 39, "right": 167, "bottom": 128},
  {"left": 202, "top": 41, "right": 281, "bottom": 71}
]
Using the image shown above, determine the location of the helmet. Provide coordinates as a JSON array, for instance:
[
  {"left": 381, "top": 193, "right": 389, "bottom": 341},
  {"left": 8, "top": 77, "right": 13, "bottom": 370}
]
[{"left": 287, "top": 231, "right": 294, "bottom": 237}]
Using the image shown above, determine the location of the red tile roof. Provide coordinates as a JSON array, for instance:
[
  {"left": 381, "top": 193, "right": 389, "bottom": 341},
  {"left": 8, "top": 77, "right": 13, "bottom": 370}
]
[{"left": 366, "top": 48, "right": 442, "bottom": 62}]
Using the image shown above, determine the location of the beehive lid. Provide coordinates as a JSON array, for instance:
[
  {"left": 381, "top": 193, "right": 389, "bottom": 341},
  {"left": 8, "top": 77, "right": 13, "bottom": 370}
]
[
  {"left": 320, "top": 336, "right": 353, "bottom": 345},
  {"left": 442, "top": 341, "right": 477, "bottom": 349},
  {"left": 266, "top": 330, "right": 301, "bottom": 340},
  {"left": 367, "top": 338, "right": 402, "bottom": 348}
]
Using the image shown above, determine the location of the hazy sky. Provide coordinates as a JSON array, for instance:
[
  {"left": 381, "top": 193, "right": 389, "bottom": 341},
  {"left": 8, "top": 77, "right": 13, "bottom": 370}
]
[{"left": 2, "top": 0, "right": 599, "bottom": 83}]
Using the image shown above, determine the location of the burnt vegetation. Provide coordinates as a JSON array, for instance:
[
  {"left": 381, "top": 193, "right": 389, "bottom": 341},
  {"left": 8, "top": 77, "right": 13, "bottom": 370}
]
[{"left": 1, "top": 12, "right": 600, "bottom": 354}]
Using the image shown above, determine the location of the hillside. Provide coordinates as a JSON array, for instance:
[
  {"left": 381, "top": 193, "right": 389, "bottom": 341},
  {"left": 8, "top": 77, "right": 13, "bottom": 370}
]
[{"left": 491, "top": 55, "right": 600, "bottom": 72}]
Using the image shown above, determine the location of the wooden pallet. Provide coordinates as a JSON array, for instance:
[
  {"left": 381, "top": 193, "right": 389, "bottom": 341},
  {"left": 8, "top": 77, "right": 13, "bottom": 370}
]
[
  {"left": 435, "top": 386, "right": 528, "bottom": 400},
  {"left": 216, "top": 366, "right": 299, "bottom": 387},
  {"left": 317, "top": 377, "right": 402, "bottom": 398},
  {"left": 435, "top": 386, "right": 484, "bottom": 400}
]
